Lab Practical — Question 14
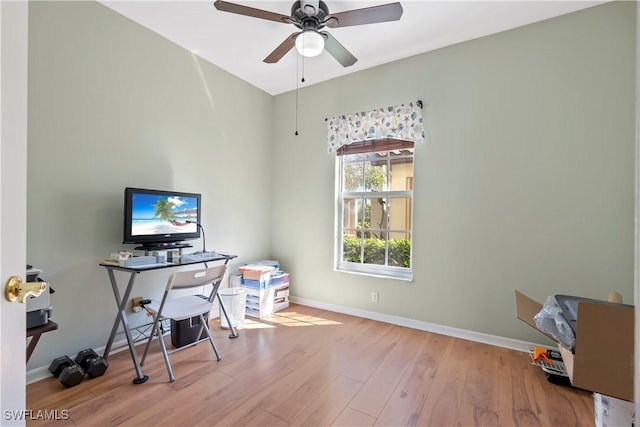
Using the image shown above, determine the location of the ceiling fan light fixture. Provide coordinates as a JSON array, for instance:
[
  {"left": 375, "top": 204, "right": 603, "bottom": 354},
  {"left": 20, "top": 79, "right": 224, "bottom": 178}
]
[{"left": 295, "top": 30, "right": 324, "bottom": 57}]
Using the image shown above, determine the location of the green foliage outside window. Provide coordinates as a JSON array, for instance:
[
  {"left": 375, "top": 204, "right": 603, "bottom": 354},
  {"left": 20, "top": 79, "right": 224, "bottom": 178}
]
[
  {"left": 343, "top": 161, "right": 386, "bottom": 192},
  {"left": 343, "top": 236, "right": 411, "bottom": 268}
]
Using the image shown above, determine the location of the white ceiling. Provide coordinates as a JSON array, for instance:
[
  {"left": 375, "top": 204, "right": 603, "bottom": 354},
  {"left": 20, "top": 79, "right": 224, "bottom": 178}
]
[{"left": 100, "top": 0, "right": 607, "bottom": 95}]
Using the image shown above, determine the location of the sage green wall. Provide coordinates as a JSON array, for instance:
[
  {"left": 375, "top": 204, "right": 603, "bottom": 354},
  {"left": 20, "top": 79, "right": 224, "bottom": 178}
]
[
  {"left": 26, "top": 1, "right": 273, "bottom": 369},
  {"left": 271, "top": 1, "right": 635, "bottom": 344}
]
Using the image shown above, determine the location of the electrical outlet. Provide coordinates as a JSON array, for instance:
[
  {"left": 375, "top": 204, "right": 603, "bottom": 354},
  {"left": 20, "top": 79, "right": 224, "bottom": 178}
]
[
  {"left": 132, "top": 297, "right": 143, "bottom": 312},
  {"left": 371, "top": 292, "right": 379, "bottom": 303}
]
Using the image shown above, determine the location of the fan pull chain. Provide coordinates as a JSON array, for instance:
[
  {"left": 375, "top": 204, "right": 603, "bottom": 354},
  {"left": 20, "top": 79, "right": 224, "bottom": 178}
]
[
  {"left": 295, "top": 53, "right": 299, "bottom": 136},
  {"left": 301, "top": 47, "right": 306, "bottom": 83},
  {"left": 295, "top": 53, "right": 308, "bottom": 136}
]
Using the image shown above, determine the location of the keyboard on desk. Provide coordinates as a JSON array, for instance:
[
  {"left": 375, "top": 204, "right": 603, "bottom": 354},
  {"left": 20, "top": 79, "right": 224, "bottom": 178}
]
[
  {"left": 182, "top": 252, "right": 221, "bottom": 263},
  {"left": 129, "top": 262, "right": 171, "bottom": 269}
]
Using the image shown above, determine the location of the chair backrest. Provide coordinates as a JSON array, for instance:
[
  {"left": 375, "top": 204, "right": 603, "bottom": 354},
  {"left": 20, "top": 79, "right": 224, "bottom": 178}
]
[{"left": 166, "top": 265, "right": 227, "bottom": 292}]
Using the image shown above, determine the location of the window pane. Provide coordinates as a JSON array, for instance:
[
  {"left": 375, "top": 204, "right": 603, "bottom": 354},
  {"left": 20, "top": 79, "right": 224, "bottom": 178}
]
[
  {"left": 343, "top": 162, "right": 364, "bottom": 191},
  {"left": 364, "top": 156, "right": 388, "bottom": 191},
  {"left": 342, "top": 197, "right": 363, "bottom": 230},
  {"left": 342, "top": 234, "right": 361, "bottom": 263},
  {"left": 389, "top": 158, "right": 413, "bottom": 190},
  {"left": 389, "top": 232, "right": 410, "bottom": 240},
  {"left": 390, "top": 147, "right": 414, "bottom": 157},
  {"left": 388, "top": 232, "right": 411, "bottom": 268},
  {"left": 363, "top": 237, "right": 386, "bottom": 265},
  {"left": 364, "top": 151, "right": 385, "bottom": 161},
  {"left": 388, "top": 197, "right": 412, "bottom": 232},
  {"left": 344, "top": 153, "right": 364, "bottom": 162},
  {"left": 366, "top": 197, "right": 388, "bottom": 237}
]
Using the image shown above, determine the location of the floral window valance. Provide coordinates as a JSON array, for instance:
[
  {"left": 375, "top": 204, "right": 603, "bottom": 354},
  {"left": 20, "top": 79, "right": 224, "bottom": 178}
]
[{"left": 327, "top": 100, "right": 425, "bottom": 153}]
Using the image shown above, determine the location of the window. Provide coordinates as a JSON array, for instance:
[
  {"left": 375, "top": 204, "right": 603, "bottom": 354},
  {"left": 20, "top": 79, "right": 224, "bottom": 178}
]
[{"left": 336, "top": 138, "right": 414, "bottom": 280}]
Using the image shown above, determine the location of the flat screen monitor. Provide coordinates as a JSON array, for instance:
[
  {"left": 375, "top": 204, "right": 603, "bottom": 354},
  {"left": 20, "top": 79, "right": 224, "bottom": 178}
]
[{"left": 123, "top": 187, "right": 201, "bottom": 249}]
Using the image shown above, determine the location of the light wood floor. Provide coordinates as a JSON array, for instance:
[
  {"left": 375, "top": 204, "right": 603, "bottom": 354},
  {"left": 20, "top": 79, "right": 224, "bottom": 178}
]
[{"left": 27, "top": 303, "right": 594, "bottom": 426}]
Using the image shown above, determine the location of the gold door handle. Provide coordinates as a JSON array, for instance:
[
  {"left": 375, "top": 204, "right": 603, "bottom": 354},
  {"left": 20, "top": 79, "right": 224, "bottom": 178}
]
[{"left": 5, "top": 276, "right": 47, "bottom": 303}]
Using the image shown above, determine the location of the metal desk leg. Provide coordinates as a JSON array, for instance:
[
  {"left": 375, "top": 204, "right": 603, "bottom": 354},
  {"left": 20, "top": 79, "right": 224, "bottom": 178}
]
[
  {"left": 103, "top": 268, "right": 149, "bottom": 384},
  {"left": 103, "top": 269, "right": 122, "bottom": 357}
]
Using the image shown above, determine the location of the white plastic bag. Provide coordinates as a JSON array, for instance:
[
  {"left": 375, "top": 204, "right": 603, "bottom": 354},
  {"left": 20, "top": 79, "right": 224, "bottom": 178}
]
[{"left": 533, "top": 296, "right": 575, "bottom": 350}]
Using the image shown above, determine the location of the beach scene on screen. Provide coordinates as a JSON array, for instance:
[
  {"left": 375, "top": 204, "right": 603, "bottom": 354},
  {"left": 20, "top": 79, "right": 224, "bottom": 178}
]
[{"left": 131, "top": 193, "right": 198, "bottom": 236}]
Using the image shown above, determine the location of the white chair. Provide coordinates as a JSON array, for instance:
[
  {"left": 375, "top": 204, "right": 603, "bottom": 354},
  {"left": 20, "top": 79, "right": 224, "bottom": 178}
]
[{"left": 140, "top": 265, "right": 227, "bottom": 382}]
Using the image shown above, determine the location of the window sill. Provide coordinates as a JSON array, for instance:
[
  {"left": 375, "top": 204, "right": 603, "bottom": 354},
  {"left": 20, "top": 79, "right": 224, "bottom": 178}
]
[{"left": 336, "top": 262, "right": 413, "bottom": 282}]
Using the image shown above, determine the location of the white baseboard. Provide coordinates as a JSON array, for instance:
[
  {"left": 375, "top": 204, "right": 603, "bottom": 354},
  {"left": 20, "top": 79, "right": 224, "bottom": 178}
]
[
  {"left": 26, "top": 328, "right": 174, "bottom": 385},
  {"left": 27, "top": 337, "right": 134, "bottom": 385},
  {"left": 289, "top": 296, "right": 546, "bottom": 353},
  {"left": 27, "top": 365, "right": 55, "bottom": 385}
]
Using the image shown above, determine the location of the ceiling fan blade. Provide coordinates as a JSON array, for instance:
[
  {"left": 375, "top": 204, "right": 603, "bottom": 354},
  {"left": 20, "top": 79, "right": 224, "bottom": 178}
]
[
  {"left": 325, "top": 2, "right": 403, "bottom": 28},
  {"left": 321, "top": 32, "right": 357, "bottom": 67},
  {"left": 214, "top": 1, "right": 292, "bottom": 24},
  {"left": 264, "top": 33, "right": 298, "bottom": 63}
]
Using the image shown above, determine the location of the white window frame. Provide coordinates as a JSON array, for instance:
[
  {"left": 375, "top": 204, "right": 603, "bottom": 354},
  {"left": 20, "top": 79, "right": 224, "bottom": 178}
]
[{"left": 335, "top": 141, "right": 414, "bottom": 281}]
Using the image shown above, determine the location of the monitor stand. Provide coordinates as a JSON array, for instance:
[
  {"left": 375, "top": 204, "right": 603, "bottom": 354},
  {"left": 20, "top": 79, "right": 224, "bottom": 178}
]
[{"left": 134, "top": 243, "right": 192, "bottom": 253}]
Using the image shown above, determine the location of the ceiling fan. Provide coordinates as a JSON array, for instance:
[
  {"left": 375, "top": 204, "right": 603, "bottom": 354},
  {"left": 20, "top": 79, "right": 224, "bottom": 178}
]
[{"left": 213, "top": 1, "right": 403, "bottom": 67}]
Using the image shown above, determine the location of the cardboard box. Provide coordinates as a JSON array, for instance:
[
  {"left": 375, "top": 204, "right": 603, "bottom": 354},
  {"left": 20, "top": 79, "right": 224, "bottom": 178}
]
[
  {"left": 238, "top": 265, "right": 275, "bottom": 281},
  {"left": 515, "top": 291, "right": 634, "bottom": 402}
]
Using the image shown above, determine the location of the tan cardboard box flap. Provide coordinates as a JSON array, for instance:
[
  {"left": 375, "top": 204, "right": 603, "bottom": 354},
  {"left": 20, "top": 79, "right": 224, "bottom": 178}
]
[
  {"left": 572, "top": 300, "right": 634, "bottom": 402},
  {"left": 557, "top": 345, "right": 575, "bottom": 382},
  {"left": 514, "top": 291, "right": 557, "bottom": 342}
]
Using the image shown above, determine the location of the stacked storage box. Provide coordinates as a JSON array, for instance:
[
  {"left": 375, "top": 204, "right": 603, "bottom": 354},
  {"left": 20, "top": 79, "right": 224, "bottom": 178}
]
[{"left": 238, "top": 261, "right": 290, "bottom": 318}]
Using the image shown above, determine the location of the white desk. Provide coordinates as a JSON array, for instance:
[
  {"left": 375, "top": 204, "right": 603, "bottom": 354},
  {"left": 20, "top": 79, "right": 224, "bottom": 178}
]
[{"left": 100, "top": 253, "right": 237, "bottom": 384}]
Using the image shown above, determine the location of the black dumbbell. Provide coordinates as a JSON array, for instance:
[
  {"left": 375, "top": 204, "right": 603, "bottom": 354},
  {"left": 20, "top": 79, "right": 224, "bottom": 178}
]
[
  {"left": 48, "top": 356, "right": 84, "bottom": 388},
  {"left": 74, "top": 349, "right": 108, "bottom": 378}
]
